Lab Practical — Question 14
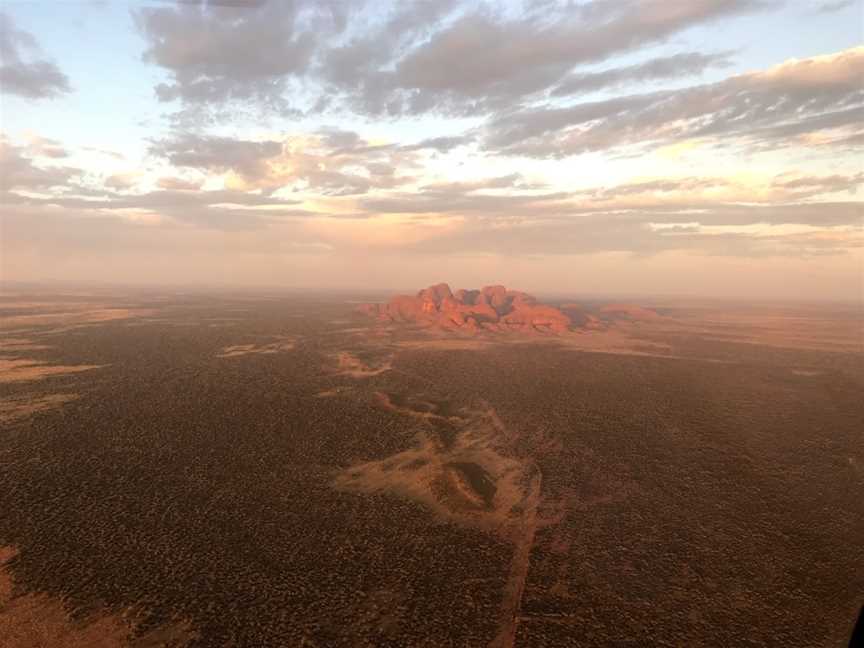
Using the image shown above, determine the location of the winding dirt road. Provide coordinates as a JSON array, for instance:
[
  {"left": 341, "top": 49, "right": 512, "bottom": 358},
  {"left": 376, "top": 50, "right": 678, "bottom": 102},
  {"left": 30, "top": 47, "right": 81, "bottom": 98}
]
[{"left": 489, "top": 470, "right": 542, "bottom": 648}]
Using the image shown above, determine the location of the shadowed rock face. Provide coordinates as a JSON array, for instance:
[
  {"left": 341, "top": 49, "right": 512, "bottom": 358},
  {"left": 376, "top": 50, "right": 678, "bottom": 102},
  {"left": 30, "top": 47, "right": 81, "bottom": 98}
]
[{"left": 359, "top": 283, "right": 576, "bottom": 334}]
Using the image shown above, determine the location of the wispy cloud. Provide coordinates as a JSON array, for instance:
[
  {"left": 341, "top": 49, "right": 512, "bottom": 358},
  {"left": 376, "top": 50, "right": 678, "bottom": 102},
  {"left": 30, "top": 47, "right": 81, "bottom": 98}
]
[
  {"left": 484, "top": 47, "right": 864, "bottom": 156},
  {"left": 0, "top": 12, "right": 71, "bottom": 99}
]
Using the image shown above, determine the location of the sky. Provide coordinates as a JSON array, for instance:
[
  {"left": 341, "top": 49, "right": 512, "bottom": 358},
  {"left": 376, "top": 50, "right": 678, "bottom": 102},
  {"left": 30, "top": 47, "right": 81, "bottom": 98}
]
[{"left": 1, "top": 0, "right": 862, "bottom": 300}]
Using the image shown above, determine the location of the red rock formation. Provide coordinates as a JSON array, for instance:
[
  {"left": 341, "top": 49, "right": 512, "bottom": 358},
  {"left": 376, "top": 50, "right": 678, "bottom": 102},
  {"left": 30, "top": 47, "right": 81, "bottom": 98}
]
[
  {"left": 359, "top": 283, "right": 574, "bottom": 334},
  {"left": 358, "top": 284, "right": 660, "bottom": 334},
  {"left": 559, "top": 303, "right": 603, "bottom": 330}
]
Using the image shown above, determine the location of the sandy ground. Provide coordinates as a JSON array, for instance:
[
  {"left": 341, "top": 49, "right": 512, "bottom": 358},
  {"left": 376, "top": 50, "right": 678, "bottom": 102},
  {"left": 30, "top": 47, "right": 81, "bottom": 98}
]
[
  {"left": 333, "top": 351, "right": 393, "bottom": 377},
  {"left": 334, "top": 392, "right": 535, "bottom": 535},
  {"left": 1, "top": 308, "right": 152, "bottom": 332},
  {"left": 0, "top": 359, "right": 106, "bottom": 384},
  {"left": 0, "top": 338, "right": 52, "bottom": 353},
  {"left": 333, "top": 384, "right": 544, "bottom": 648},
  {"left": 315, "top": 386, "right": 355, "bottom": 398},
  {"left": 0, "top": 547, "right": 193, "bottom": 648},
  {"left": 2, "top": 291, "right": 860, "bottom": 646},
  {"left": 0, "top": 394, "right": 80, "bottom": 424},
  {"left": 216, "top": 337, "right": 296, "bottom": 358}
]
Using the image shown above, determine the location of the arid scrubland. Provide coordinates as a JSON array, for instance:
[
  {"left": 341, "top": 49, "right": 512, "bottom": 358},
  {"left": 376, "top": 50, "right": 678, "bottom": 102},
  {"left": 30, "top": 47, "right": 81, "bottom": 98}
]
[{"left": 1, "top": 290, "right": 861, "bottom": 647}]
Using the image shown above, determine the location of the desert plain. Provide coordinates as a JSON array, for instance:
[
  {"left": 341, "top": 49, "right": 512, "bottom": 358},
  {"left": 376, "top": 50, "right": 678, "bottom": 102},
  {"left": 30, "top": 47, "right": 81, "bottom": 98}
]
[{"left": 0, "top": 285, "right": 862, "bottom": 647}]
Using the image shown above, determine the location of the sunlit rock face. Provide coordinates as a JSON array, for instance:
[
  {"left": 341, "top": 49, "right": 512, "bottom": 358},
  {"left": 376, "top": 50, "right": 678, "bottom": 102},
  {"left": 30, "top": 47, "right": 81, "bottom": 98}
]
[
  {"left": 359, "top": 283, "right": 575, "bottom": 334},
  {"left": 359, "top": 283, "right": 662, "bottom": 335}
]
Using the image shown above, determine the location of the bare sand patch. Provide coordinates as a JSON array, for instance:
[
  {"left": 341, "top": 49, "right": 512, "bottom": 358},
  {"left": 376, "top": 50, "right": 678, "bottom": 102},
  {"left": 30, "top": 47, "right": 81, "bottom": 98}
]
[
  {"left": 334, "top": 396, "right": 544, "bottom": 648},
  {"left": 326, "top": 326, "right": 371, "bottom": 334},
  {"left": 791, "top": 369, "right": 823, "bottom": 377},
  {"left": 333, "top": 351, "right": 392, "bottom": 377},
  {"left": 0, "top": 394, "right": 80, "bottom": 424},
  {"left": 315, "top": 386, "right": 354, "bottom": 398},
  {"left": 0, "top": 338, "right": 51, "bottom": 353},
  {"left": 334, "top": 398, "right": 536, "bottom": 537},
  {"left": 0, "top": 359, "right": 106, "bottom": 384},
  {"left": 375, "top": 391, "right": 464, "bottom": 422},
  {"left": 0, "top": 301, "right": 101, "bottom": 311},
  {"left": 1, "top": 308, "right": 152, "bottom": 331},
  {"left": 205, "top": 317, "right": 243, "bottom": 328},
  {"left": 0, "top": 547, "right": 194, "bottom": 648},
  {"left": 216, "top": 338, "right": 296, "bottom": 358}
]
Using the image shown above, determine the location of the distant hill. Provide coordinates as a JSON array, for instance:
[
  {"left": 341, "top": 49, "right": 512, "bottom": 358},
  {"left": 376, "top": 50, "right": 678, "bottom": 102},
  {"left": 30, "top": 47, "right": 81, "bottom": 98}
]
[{"left": 358, "top": 283, "right": 659, "bottom": 334}]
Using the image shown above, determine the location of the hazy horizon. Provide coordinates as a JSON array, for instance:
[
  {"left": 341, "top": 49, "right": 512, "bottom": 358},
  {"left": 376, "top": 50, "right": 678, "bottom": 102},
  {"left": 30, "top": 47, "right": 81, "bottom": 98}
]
[
  {"left": 2, "top": 0, "right": 863, "bottom": 300},
  {"left": 4, "top": 276, "right": 864, "bottom": 307}
]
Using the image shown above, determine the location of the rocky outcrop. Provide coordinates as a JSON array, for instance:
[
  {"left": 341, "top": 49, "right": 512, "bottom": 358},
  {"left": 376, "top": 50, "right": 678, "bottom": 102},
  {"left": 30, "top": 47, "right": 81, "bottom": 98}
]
[
  {"left": 559, "top": 303, "right": 603, "bottom": 330},
  {"left": 358, "top": 283, "right": 661, "bottom": 335},
  {"left": 359, "top": 283, "right": 573, "bottom": 334}
]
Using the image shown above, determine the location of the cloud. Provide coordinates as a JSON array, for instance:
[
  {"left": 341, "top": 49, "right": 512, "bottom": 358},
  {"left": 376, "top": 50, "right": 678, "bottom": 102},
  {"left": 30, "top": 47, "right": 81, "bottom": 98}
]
[
  {"left": 816, "top": 0, "right": 855, "bottom": 12},
  {"left": 22, "top": 135, "right": 68, "bottom": 158},
  {"left": 359, "top": 188, "right": 571, "bottom": 217},
  {"left": 419, "top": 173, "right": 544, "bottom": 193},
  {"left": 484, "top": 47, "right": 864, "bottom": 156},
  {"left": 0, "top": 12, "right": 71, "bottom": 99},
  {"left": 636, "top": 202, "right": 862, "bottom": 228},
  {"left": 4, "top": 128, "right": 859, "bottom": 268},
  {"left": 135, "top": 1, "right": 768, "bottom": 118},
  {"left": 149, "top": 133, "right": 283, "bottom": 178},
  {"left": 7, "top": 190, "right": 859, "bottom": 267},
  {"left": 770, "top": 172, "right": 863, "bottom": 195},
  {"left": 321, "top": 0, "right": 766, "bottom": 116},
  {"left": 361, "top": 186, "right": 863, "bottom": 229},
  {"left": 387, "top": 209, "right": 862, "bottom": 259},
  {"left": 104, "top": 173, "right": 140, "bottom": 190},
  {"left": 2, "top": 202, "right": 317, "bottom": 262},
  {"left": 82, "top": 147, "right": 126, "bottom": 160},
  {"left": 1, "top": 137, "right": 311, "bottom": 231},
  {"left": 156, "top": 176, "right": 204, "bottom": 191},
  {"left": 401, "top": 135, "right": 474, "bottom": 152},
  {"left": 135, "top": 0, "right": 346, "bottom": 114},
  {"left": 551, "top": 51, "right": 734, "bottom": 97},
  {"left": 149, "top": 131, "right": 421, "bottom": 194},
  {"left": 0, "top": 138, "right": 79, "bottom": 190},
  {"left": 10, "top": 186, "right": 310, "bottom": 230},
  {"left": 577, "top": 173, "right": 864, "bottom": 203},
  {"left": 318, "top": 0, "right": 462, "bottom": 115}
]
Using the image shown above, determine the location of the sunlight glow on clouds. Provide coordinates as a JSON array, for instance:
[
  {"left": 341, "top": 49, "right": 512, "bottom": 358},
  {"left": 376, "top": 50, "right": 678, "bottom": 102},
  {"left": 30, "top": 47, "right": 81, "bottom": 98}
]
[{"left": 1, "top": 0, "right": 862, "bottom": 299}]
